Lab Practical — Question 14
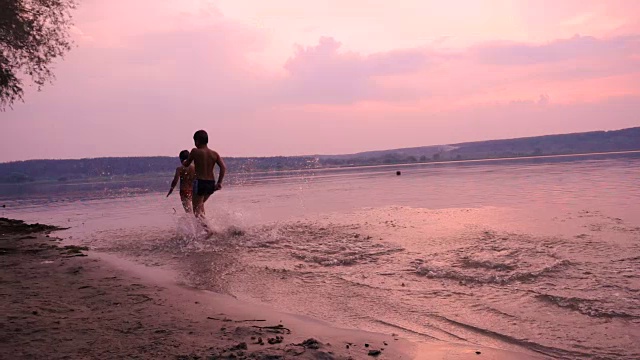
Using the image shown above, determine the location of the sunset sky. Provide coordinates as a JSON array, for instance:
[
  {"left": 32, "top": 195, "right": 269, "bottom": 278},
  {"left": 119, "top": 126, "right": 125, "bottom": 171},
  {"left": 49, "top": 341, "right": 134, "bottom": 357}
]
[{"left": 2, "top": 0, "right": 639, "bottom": 161}]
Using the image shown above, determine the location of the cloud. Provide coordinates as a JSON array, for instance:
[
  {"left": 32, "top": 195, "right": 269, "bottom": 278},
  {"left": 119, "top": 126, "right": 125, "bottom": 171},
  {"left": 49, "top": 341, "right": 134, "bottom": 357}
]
[
  {"left": 22, "top": 12, "right": 271, "bottom": 114},
  {"left": 508, "top": 94, "right": 551, "bottom": 107},
  {"left": 473, "top": 34, "right": 640, "bottom": 65},
  {"left": 276, "top": 37, "right": 431, "bottom": 104},
  {"left": 270, "top": 34, "right": 640, "bottom": 105},
  {"left": 537, "top": 94, "right": 550, "bottom": 105}
]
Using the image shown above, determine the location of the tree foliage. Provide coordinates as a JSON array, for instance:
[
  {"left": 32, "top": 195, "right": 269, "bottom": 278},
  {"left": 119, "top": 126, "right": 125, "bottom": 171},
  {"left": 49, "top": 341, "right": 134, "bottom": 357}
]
[{"left": 0, "top": 0, "right": 76, "bottom": 110}]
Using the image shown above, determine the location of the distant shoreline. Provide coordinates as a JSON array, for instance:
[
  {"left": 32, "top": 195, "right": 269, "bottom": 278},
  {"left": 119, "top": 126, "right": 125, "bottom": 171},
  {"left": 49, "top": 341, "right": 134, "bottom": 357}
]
[
  {"left": 233, "top": 149, "right": 640, "bottom": 175},
  {"left": 0, "top": 149, "right": 638, "bottom": 186},
  {"left": 1, "top": 149, "right": 638, "bottom": 203},
  {"left": 2, "top": 126, "right": 639, "bottom": 184}
]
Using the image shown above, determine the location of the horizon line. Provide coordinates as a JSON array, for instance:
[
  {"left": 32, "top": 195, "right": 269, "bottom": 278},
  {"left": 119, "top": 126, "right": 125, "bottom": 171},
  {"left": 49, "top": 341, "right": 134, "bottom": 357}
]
[{"left": 1, "top": 125, "right": 637, "bottom": 164}]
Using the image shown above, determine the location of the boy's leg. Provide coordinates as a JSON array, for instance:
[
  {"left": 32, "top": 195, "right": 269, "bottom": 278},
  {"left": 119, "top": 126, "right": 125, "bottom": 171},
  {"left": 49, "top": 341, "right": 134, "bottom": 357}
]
[
  {"left": 181, "top": 194, "right": 192, "bottom": 213},
  {"left": 192, "top": 194, "right": 213, "bottom": 235},
  {"left": 192, "top": 194, "right": 204, "bottom": 218},
  {"left": 191, "top": 180, "right": 204, "bottom": 218}
]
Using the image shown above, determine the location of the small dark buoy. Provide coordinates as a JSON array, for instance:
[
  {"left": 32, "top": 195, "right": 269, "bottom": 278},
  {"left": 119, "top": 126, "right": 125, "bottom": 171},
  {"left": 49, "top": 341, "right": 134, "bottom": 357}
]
[{"left": 396, "top": 171, "right": 401, "bottom": 176}]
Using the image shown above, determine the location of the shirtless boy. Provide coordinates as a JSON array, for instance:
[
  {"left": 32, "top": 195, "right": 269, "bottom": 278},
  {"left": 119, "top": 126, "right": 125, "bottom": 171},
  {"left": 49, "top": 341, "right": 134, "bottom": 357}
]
[
  {"left": 167, "top": 150, "right": 196, "bottom": 213},
  {"left": 182, "top": 130, "right": 227, "bottom": 221}
]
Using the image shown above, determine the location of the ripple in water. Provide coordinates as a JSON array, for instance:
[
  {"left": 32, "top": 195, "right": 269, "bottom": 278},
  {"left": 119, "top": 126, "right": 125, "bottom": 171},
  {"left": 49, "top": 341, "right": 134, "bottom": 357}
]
[
  {"left": 242, "top": 222, "right": 404, "bottom": 267},
  {"left": 534, "top": 293, "right": 639, "bottom": 319},
  {"left": 411, "top": 231, "right": 571, "bottom": 285}
]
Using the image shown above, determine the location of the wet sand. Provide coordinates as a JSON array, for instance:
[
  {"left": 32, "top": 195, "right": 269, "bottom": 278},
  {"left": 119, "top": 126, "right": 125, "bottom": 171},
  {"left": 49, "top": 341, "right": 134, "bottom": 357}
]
[{"left": 0, "top": 217, "right": 540, "bottom": 359}]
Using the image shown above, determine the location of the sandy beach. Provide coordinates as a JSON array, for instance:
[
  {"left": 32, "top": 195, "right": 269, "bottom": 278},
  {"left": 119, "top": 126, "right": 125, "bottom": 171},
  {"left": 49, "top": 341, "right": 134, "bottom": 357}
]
[
  {"left": 0, "top": 217, "right": 544, "bottom": 360},
  {"left": 0, "top": 217, "right": 396, "bottom": 359}
]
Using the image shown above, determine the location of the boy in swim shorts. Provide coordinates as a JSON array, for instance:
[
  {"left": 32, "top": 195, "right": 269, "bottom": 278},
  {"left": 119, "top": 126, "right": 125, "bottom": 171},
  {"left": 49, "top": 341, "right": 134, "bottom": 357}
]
[
  {"left": 182, "top": 130, "right": 227, "bottom": 223},
  {"left": 166, "top": 150, "right": 196, "bottom": 213}
]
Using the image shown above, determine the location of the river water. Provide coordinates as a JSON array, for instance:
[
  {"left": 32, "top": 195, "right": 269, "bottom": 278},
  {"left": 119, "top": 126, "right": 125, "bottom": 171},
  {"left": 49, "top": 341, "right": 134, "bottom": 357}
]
[{"left": 3, "top": 152, "right": 640, "bottom": 359}]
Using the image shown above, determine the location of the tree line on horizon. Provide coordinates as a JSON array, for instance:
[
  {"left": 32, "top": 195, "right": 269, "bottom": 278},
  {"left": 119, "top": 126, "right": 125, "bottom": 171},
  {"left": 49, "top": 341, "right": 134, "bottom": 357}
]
[{"left": 1, "top": 127, "right": 638, "bottom": 184}]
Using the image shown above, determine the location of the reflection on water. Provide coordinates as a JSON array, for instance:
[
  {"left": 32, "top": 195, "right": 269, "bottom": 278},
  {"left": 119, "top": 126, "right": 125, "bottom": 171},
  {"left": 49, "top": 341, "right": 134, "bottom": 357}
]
[{"left": 3, "top": 153, "right": 640, "bottom": 359}]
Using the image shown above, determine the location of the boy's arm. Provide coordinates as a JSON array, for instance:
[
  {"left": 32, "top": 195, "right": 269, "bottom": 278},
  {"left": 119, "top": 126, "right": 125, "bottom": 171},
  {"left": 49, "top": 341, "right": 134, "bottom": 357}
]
[
  {"left": 216, "top": 155, "right": 226, "bottom": 190},
  {"left": 167, "top": 167, "right": 180, "bottom": 197},
  {"left": 182, "top": 149, "right": 196, "bottom": 167}
]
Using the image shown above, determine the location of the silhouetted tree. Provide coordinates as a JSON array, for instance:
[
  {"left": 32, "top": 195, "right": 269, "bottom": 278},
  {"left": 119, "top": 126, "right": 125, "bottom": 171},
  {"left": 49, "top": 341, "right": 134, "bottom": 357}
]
[{"left": 0, "top": 0, "right": 76, "bottom": 110}]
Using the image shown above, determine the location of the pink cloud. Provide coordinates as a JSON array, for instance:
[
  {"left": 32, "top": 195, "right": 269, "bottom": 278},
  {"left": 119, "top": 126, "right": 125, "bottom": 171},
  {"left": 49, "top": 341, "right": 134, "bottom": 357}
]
[
  {"left": 276, "top": 37, "right": 429, "bottom": 104},
  {"left": 267, "top": 34, "right": 640, "bottom": 106},
  {"left": 472, "top": 34, "right": 640, "bottom": 65}
]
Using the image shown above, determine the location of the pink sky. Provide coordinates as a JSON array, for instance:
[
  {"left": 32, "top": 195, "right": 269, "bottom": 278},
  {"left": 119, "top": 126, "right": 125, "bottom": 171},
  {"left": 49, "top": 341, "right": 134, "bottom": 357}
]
[{"left": 2, "top": 0, "right": 639, "bottom": 161}]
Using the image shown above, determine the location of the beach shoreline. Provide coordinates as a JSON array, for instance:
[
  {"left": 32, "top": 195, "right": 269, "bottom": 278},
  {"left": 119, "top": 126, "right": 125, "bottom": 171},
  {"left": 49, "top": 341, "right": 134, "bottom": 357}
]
[{"left": 0, "top": 217, "right": 542, "bottom": 359}]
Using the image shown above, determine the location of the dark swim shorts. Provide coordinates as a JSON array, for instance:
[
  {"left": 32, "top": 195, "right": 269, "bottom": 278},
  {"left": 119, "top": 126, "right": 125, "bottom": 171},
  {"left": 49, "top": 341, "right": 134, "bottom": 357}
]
[{"left": 193, "top": 179, "right": 216, "bottom": 196}]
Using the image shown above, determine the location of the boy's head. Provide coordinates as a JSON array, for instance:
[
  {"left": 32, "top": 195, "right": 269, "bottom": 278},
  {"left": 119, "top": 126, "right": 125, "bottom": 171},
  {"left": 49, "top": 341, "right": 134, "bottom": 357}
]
[
  {"left": 179, "top": 150, "right": 189, "bottom": 162},
  {"left": 193, "top": 130, "right": 208, "bottom": 147}
]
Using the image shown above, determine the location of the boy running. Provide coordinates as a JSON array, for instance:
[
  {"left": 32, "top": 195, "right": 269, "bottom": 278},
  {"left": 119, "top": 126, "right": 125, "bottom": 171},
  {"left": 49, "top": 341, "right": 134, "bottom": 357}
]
[
  {"left": 167, "top": 150, "right": 196, "bottom": 213},
  {"left": 182, "top": 130, "right": 227, "bottom": 221}
]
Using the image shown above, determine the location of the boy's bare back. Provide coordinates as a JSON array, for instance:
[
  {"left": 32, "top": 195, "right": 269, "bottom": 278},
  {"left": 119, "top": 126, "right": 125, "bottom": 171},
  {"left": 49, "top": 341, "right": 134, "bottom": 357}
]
[{"left": 189, "top": 147, "right": 219, "bottom": 180}]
